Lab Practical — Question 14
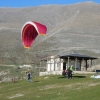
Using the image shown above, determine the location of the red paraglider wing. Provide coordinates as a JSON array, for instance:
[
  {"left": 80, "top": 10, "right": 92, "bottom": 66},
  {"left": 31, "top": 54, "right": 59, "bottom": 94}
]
[
  {"left": 21, "top": 21, "right": 47, "bottom": 48},
  {"left": 33, "top": 21, "right": 47, "bottom": 36}
]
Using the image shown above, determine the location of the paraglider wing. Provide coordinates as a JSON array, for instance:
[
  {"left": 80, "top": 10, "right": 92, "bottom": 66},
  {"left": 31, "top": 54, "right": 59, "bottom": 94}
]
[{"left": 21, "top": 21, "right": 47, "bottom": 48}]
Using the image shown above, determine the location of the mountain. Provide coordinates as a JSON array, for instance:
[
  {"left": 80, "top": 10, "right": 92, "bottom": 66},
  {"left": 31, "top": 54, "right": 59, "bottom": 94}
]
[{"left": 0, "top": 2, "right": 100, "bottom": 65}]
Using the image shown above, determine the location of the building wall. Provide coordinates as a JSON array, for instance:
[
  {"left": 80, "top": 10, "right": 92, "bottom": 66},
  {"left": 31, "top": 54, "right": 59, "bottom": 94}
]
[
  {"left": 46, "top": 56, "right": 81, "bottom": 71},
  {"left": 46, "top": 56, "right": 63, "bottom": 72},
  {"left": 40, "top": 55, "right": 97, "bottom": 76}
]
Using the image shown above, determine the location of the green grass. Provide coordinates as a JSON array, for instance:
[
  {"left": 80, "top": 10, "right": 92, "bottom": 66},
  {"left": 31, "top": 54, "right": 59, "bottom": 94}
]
[{"left": 0, "top": 74, "right": 100, "bottom": 100}]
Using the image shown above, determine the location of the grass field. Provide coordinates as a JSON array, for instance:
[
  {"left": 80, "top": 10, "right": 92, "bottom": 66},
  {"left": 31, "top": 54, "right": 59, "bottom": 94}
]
[{"left": 0, "top": 74, "right": 100, "bottom": 100}]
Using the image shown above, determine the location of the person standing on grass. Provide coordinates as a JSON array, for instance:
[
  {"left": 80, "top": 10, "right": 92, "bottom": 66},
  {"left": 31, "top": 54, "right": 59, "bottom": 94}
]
[
  {"left": 67, "top": 65, "right": 73, "bottom": 79},
  {"left": 62, "top": 70, "right": 67, "bottom": 78},
  {"left": 69, "top": 65, "right": 73, "bottom": 79},
  {"left": 26, "top": 71, "right": 32, "bottom": 82},
  {"left": 67, "top": 67, "right": 71, "bottom": 79}
]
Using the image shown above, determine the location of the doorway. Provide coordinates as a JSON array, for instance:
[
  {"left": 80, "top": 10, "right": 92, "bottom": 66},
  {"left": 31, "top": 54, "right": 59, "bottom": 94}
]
[{"left": 63, "top": 62, "right": 66, "bottom": 70}]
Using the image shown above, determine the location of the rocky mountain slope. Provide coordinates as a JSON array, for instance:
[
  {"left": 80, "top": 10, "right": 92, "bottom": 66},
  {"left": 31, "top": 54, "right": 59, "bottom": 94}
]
[{"left": 0, "top": 2, "right": 100, "bottom": 65}]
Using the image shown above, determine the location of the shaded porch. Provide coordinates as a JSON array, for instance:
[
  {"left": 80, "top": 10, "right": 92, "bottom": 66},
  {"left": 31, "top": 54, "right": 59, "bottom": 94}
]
[{"left": 60, "top": 53, "right": 98, "bottom": 71}]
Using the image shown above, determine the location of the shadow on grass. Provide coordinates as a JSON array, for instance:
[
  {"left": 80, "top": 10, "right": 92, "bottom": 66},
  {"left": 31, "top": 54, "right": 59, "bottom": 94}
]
[
  {"left": 72, "top": 75, "right": 86, "bottom": 78},
  {"left": 58, "top": 75, "right": 86, "bottom": 79}
]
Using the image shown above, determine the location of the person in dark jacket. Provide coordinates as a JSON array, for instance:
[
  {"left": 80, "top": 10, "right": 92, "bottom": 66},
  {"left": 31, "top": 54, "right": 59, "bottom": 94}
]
[
  {"left": 28, "top": 72, "right": 31, "bottom": 80},
  {"left": 62, "top": 70, "right": 67, "bottom": 78},
  {"left": 67, "top": 66, "right": 73, "bottom": 79},
  {"left": 70, "top": 65, "right": 73, "bottom": 79},
  {"left": 26, "top": 72, "right": 32, "bottom": 82},
  {"left": 67, "top": 67, "right": 71, "bottom": 79}
]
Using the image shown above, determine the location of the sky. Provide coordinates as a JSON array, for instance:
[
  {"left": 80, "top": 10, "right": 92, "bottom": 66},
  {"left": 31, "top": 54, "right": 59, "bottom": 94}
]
[{"left": 0, "top": 0, "right": 100, "bottom": 7}]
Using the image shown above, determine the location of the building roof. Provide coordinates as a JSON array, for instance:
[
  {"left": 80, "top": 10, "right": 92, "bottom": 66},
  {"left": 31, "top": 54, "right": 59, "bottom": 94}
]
[{"left": 59, "top": 53, "right": 98, "bottom": 60}]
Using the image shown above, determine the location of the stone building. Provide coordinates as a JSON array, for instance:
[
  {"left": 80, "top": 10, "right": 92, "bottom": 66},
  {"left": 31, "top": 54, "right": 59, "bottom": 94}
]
[{"left": 39, "top": 53, "right": 97, "bottom": 76}]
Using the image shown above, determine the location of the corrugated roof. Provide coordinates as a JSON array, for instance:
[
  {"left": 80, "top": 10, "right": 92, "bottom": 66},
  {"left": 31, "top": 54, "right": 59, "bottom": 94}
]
[{"left": 59, "top": 53, "right": 97, "bottom": 60}]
